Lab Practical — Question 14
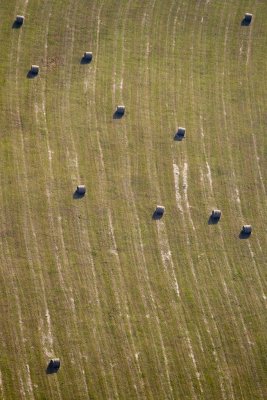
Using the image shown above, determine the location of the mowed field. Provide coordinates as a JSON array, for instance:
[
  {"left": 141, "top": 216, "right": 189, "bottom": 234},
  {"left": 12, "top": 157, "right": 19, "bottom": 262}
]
[{"left": 0, "top": 0, "right": 266, "bottom": 399}]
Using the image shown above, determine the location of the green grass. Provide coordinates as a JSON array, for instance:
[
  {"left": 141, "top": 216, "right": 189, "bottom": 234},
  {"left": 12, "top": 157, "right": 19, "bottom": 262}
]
[{"left": 0, "top": 0, "right": 266, "bottom": 399}]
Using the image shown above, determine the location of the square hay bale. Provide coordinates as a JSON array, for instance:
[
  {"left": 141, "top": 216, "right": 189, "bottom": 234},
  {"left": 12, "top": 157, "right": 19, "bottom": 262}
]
[
  {"left": 176, "top": 127, "right": 186, "bottom": 138},
  {"left": 242, "top": 225, "right": 252, "bottom": 234},
  {"left": 48, "top": 358, "right": 60, "bottom": 372},
  {"left": 155, "top": 205, "right": 165, "bottom": 215},
  {"left": 211, "top": 209, "right": 221, "bottom": 220},
  {"left": 116, "top": 105, "right": 125, "bottom": 115},
  {"left": 244, "top": 13, "right": 253, "bottom": 23},
  {"left": 77, "top": 185, "right": 86, "bottom": 195},
  {"left": 16, "top": 15, "right": 24, "bottom": 25},
  {"left": 83, "top": 52, "right": 93, "bottom": 61},
  {"left": 30, "top": 65, "right": 39, "bottom": 74}
]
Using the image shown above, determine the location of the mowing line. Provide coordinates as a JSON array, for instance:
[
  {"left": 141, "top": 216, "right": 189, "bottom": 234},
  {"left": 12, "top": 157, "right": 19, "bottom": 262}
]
[
  {"left": 241, "top": 8, "right": 267, "bottom": 296},
  {"left": 246, "top": 10, "right": 254, "bottom": 67},
  {"left": 82, "top": 5, "right": 124, "bottom": 398},
  {"left": 114, "top": 2, "right": 181, "bottom": 396},
  {"left": 86, "top": 2, "right": 144, "bottom": 396},
  {"left": 40, "top": 17, "right": 100, "bottom": 393},
  {"left": 165, "top": 2, "right": 206, "bottom": 398},
  {"left": 151, "top": 2, "right": 182, "bottom": 300},
  {"left": 7, "top": 1, "right": 63, "bottom": 397},
  {"left": 0, "top": 194, "right": 30, "bottom": 399},
  {"left": 220, "top": 7, "right": 266, "bottom": 398},
  {"left": 197, "top": 0, "right": 252, "bottom": 371},
  {"left": 156, "top": 2, "right": 214, "bottom": 396},
  {"left": 60, "top": 2, "right": 117, "bottom": 396},
  {"left": 182, "top": 162, "right": 196, "bottom": 232},
  {"left": 242, "top": 5, "right": 267, "bottom": 262},
  {"left": 0, "top": 370, "right": 4, "bottom": 400},
  {"left": 9, "top": 3, "right": 34, "bottom": 397},
  {"left": 62, "top": 0, "right": 102, "bottom": 303},
  {"left": 172, "top": 163, "right": 183, "bottom": 213},
  {"left": 156, "top": 220, "right": 180, "bottom": 298},
  {"left": 251, "top": 136, "right": 266, "bottom": 196},
  {"left": 1, "top": 231, "right": 35, "bottom": 399},
  {"left": 14, "top": 1, "right": 55, "bottom": 359},
  {"left": 135, "top": 2, "right": 181, "bottom": 396},
  {"left": 37, "top": 7, "right": 72, "bottom": 310},
  {"left": 34, "top": 10, "right": 91, "bottom": 396},
  {"left": 107, "top": 210, "right": 149, "bottom": 399},
  {"left": 171, "top": 8, "right": 211, "bottom": 394},
  {"left": 18, "top": 376, "right": 26, "bottom": 399},
  {"left": 0, "top": 220, "right": 36, "bottom": 399},
  {"left": 224, "top": 7, "right": 266, "bottom": 304},
  {"left": 118, "top": 1, "right": 177, "bottom": 396},
  {"left": 162, "top": 1, "right": 208, "bottom": 396},
  {"left": 197, "top": 4, "right": 251, "bottom": 398},
  {"left": 174, "top": 2, "right": 236, "bottom": 397},
  {"left": 25, "top": 364, "right": 34, "bottom": 399},
  {"left": 173, "top": 161, "right": 219, "bottom": 396},
  {"left": 111, "top": 2, "right": 172, "bottom": 395},
  {"left": 200, "top": 155, "right": 256, "bottom": 394},
  {"left": 96, "top": 3, "right": 142, "bottom": 396},
  {"left": 111, "top": 1, "right": 123, "bottom": 103},
  {"left": 186, "top": 334, "right": 203, "bottom": 394},
  {"left": 144, "top": 0, "right": 183, "bottom": 343}
]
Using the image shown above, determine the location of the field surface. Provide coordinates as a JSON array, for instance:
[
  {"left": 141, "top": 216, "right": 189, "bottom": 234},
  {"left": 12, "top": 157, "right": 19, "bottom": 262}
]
[{"left": 0, "top": 0, "right": 266, "bottom": 399}]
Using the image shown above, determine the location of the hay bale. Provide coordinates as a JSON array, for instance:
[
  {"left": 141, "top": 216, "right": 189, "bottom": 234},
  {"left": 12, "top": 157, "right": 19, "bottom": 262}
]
[
  {"left": 244, "top": 13, "right": 253, "bottom": 23},
  {"left": 77, "top": 185, "right": 86, "bottom": 195},
  {"left": 155, "top": 205, "right": 165, "bottom": 215},
  {"left": 211, "top": 209, "right": 221, "bottom": 219},
  {"left": 16, "top": 15, "right": 24, "bottom": 25},
  {"left": 48, "top": 358, "right": 60, "bottom": 371},
  {"left": 116, "top": 105, "right": 125, "bottom": 115},
  {"left": 242, "top": 225, "right": 252, "bottom": 234},
  {"left": 31, "top": 65, "right": 39, "bottom": 74},
  {"left": 176, "top": 127, "right": 186, "bottom": 138},
  {"left": 83, "top": 52, "right": 93, "bottom": 61}
]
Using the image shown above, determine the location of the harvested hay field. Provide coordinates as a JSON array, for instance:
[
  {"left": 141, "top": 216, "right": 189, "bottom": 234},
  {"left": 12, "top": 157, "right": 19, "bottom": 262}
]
[{"left": 0, "top": 0, "right": 266, "bottom": 399}]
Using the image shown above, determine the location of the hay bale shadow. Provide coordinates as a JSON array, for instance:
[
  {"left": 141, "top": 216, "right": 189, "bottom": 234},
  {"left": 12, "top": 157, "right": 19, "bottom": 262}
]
[
  {"left": 208, "top": 215, "right": 220, "bottom": 225},
  {"left": 12, "top": 21, "right": 23, "bottom": 29},
  {"left": 152, "top": 211, "right": 163, "bottom": 220},
  {"left": 113, "top": 111, "right": 124, "bottom": 119},
  {"left": 27, "top": 70, "right": 37, "bottom": 79},
  {"left": 239, "top": 231, "right": 251, "bottom": 239},
  {"left": 73, "top": 190, "right": 85, "bottom": 199},
  {"left": 173, "top": 133, "right": 184, "bottom": 141},
  {"left": 80, "top": 57, "right": 92, "bottom": 65},
  {"left": 46, "top": 364, "right": 59, "bottom": 375},
  {"left": 46, "top": 359, "right": 60, "bottom": 374},
  {"left": 241, "top": 18, "right": 251, "bottom": 26},
  {"left": 46, "top": 365, "right": 56, "bottom": 374}
]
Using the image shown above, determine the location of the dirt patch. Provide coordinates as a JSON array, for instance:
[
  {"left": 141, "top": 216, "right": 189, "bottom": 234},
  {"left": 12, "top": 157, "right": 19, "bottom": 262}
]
[{"left": 46, "top": 56, "right": 63, "bottom": 71}]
